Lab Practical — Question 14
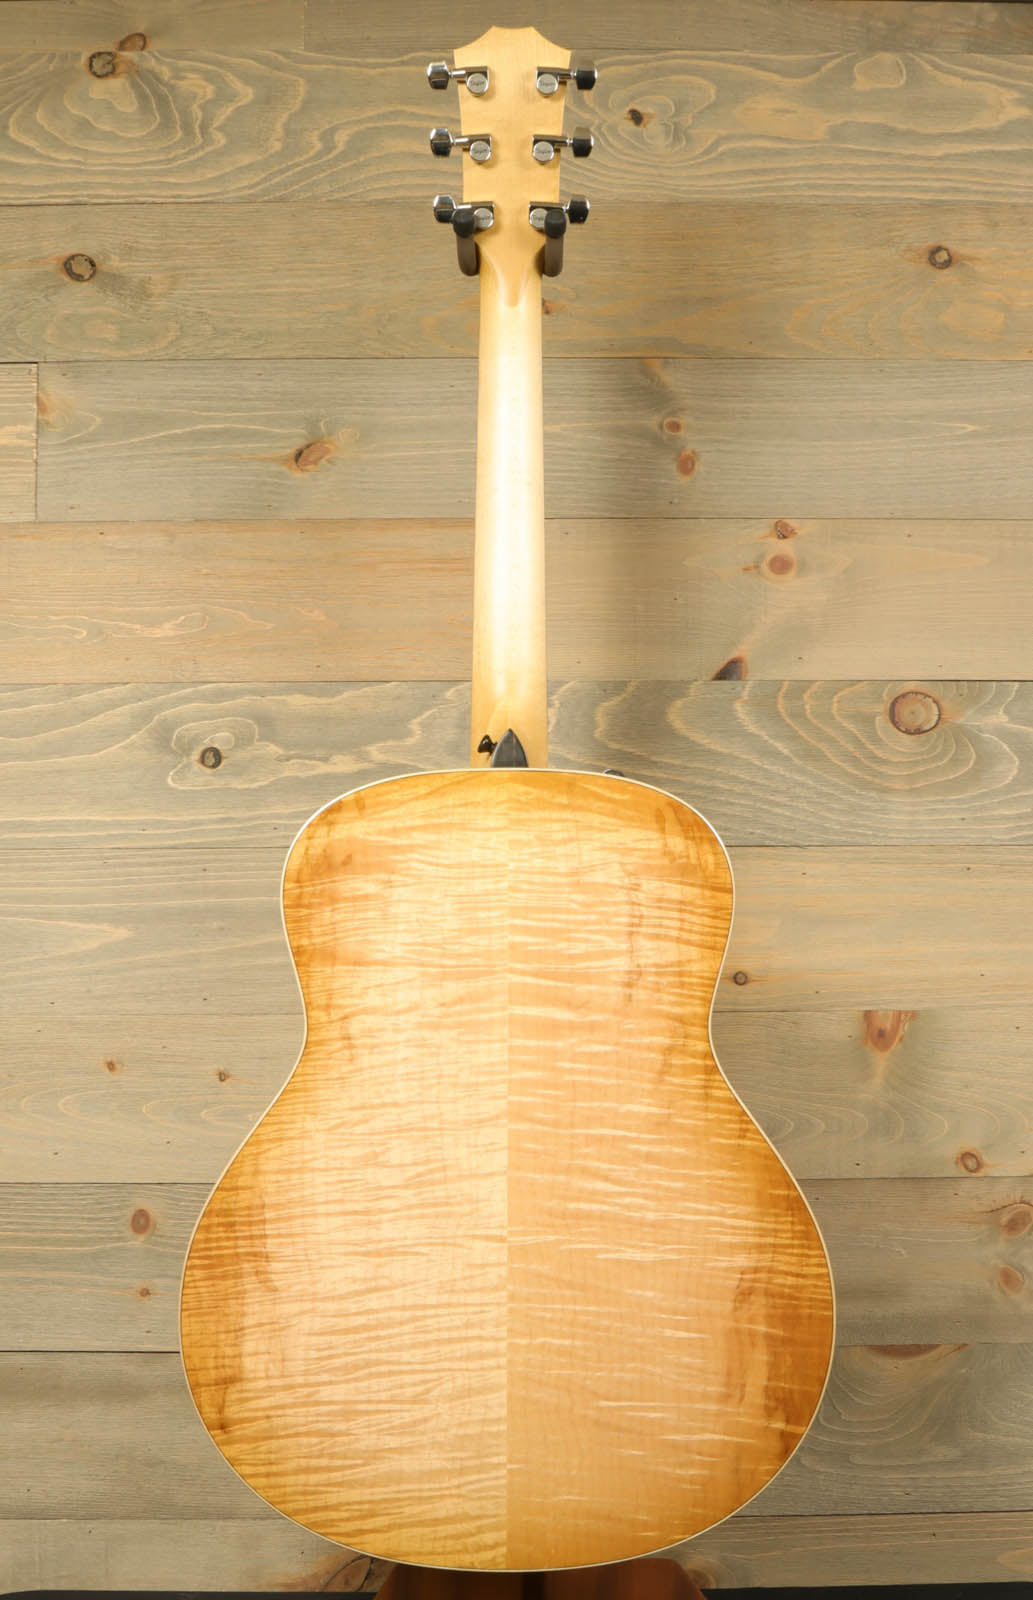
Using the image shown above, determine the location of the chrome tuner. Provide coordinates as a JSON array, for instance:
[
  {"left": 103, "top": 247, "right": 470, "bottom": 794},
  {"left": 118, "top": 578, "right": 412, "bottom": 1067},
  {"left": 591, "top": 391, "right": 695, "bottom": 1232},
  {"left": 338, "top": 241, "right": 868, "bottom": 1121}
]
[
  {"left": 427, "top": 61, "right": 490, "bottom": 94},
  {"left": 531, "top": 127, "right": 594, "bottom": 163},
  {"left": 536, "top": 61, "right": 598, "bottom": 95},
  {"left": 429, "top": 127, "right": 492, "bottom": 162}
]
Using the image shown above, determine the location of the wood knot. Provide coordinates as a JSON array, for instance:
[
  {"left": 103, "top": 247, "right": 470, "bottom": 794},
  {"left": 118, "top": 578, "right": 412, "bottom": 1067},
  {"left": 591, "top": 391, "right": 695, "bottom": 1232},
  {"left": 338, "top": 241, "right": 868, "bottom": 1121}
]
[
  {"left": 997, "top": 1264, "right": 1026, "bottom": 1296},
  {"left": 542, "top": 299, "right": 560, "bottom": 316},
  {"left": 712, "top": 654, "right": 747, "bottom": 681},
  {"left": 627, "top": 107, "right": 653, "bottom": 127},
  {"left": 63, "top": 254, "right": 97, "bottom": 282},
  {"left": 216, "top": 1068, "right": 230, "bottom": 1083},
  {"left": 773, "top": 520, "right": 797, "bottom": 539},
  {"left": 292, "top": 438, "right": 337, "bottom": 473},
  {"left": 996, "top": 1202, "right": 1033, "bottom": 1237},
  {"left": 198, "top": 745, "right": 222, "bottom": 769},
  {"left": 863, "top": 1009, "right": 914, "bottom": 1054},
  {"left": 867, "top": 1344, "right": 942, "bottom": 1359},
  {"left": 88, "top": 50, "right": 118, "bottom": 76},
  {"left": 130, "top": 1208, "right": 153, "bottom": 1236},
  {"left": 675, "top": 448, "right": 697, "bottom": 478},
  {"left": 663, "top": 417, "right": 683, "bottom": 434},
  {"left": 765, "top": 550, "right": 795, "bottom": 577},
  {"left": 889, "top": 689, "right": 941, "bottom": 734},
  {"left": 137, "top": 1285, "right": 151, "bottom": 1298},
  {"left": 957, "top": 1149, "right": 985, "bottom": 1174},
  {"left": 117, "top": 32, "right": 148, "bottom": 51},
  {"left": 732, "top": 970, "right": 749, "bottom": 986},
  {"left": 103, "top": 1056, "right": 122, "bottom": 1074},
  {"left": 928, "top": 245, "right": 953, "bottom": 270}
]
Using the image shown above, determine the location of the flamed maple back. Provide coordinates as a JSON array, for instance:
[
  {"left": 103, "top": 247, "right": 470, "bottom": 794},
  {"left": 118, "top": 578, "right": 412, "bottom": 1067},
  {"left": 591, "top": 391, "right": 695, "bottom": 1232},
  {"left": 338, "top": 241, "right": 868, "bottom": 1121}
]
[
  {"left": 180, "top": 23, "right": 834, "bottom": 1575},
  {"left": 180, "top": 768, "right": 834, "bottom": 1569}
]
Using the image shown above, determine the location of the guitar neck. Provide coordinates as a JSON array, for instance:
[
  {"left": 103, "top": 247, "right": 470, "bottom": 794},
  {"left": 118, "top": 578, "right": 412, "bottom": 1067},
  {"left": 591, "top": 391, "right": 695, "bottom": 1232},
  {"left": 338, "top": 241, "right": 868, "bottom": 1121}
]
[{"left": 470, "top": 255, "right": 547, "bottom": 768}]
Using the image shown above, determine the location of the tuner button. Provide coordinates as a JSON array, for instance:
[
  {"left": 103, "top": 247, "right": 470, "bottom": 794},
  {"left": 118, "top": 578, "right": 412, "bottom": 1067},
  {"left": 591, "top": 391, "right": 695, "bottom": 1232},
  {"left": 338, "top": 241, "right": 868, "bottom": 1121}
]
[
  {"left": 429, "top": 126, "right": 454, "bottom": 156},
  {"left": 574, "top": 64, "right": 598, "bottom": 90},
  {"left": 571, "top": 126, "right": 594, "bottom": 158},
  {"left": 427, "top": 60, "right": 451, "bottom": 89},
  {"left": 432, "top": 193, "right": 456, "bottom": 222},
  {"left": 567, "top": 195, "right": 590, "bottom": 223}
]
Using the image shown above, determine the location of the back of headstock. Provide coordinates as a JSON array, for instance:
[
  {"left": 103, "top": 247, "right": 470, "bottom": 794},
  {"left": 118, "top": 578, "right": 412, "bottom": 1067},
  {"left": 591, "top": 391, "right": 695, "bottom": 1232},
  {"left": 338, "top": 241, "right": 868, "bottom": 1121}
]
[{"left": 427, "top": 26, "right": 595, "bottom": 283}]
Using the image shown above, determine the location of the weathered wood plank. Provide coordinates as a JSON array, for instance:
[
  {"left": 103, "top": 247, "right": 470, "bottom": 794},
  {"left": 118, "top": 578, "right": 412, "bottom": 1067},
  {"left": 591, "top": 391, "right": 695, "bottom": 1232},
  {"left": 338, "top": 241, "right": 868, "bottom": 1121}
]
[
  {"left": 7, "top": 49, "right": 1033, "bottom": 205},
  {"left": 0, "top": 1, "right": 303, "bottom": 51},
  {"left": 4, "top": 1006, "right": 1033, "bottom": 1183},
  {"left": 2, "top": 845, "right": 1033, "bottom": 1017},
  {"left": 761, "top": 1341, "right": 1033, "bottom": 1515},
  {"left": 35, "top": 359, "right": 1033, "bottom": 522},
  {"left": 676, "top": 1510, "right": 1033, "bottom": 1588},
  {"left": 4, "top": 1510, "right": 1033, "bottom": 1591},
  {"left": 306, "top": 0, "right": 1033, "bottom": 55},
  {"left": 0, "top": 365, "right": 36, "bottom": 520},
  {"left": 2, "top": 1177, "right": 1030, "bottom": 1351},
  {"left": 5, "top": 681, "right": 1033, "bottom": 849},
  {"left": 1, "top": 1345, "right": 1030, "bottom": 1518},
  {"left": 5, "top": 201, "right": 1031, "bottom": 362},
  {"left": 7, "top": 518, "right": 1033, "bottom": 683},
  {"left": 0, "top": 1519, "right": 373, "bottom": 1595}
]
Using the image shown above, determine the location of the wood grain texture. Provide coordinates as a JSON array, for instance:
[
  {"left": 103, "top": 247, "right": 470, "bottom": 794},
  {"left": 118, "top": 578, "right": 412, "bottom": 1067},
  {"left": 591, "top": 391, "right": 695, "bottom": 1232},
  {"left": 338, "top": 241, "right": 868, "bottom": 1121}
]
[
  {"left": 7, "top": 842, "right": 1033, "bottom": 1018},
  {"left": 181, "top": 769, "right": 834, "bottom": 1569},
  {"left": 7, "top": 1176, "right": 1033, "bottom": 1350},
  {"left": 8, "top": 48, "right": 1033, "bottom": 204},
  {"left": 5, "top": 1006, "right": 1033, "bottom": 1184},
  {"left": 0, "top": 365, "right": 36, "bottom": 520},
  {"left": 8, "top": 1511, "right": 1033, "bottom": 1592},
  {"left": 6, "top": 202, "right": 1033, "bottom": 363},
  {"left": 0, "top": 0, "right": 303, "bottom": 51},
  {"left": 8, "top": 679, "right": 1033, "bottom": 850},
  {"left": 34, "top": 358, "right": 1033, "bottom": 523},
  {"left": 306, "top": 0, "right": 1033, "bottom": 56},
  {"left": 6, "top": 519, "right": 1033, "bottom": 682},
  {"left": 461, "top": 26, "right": 566, "bottom": 769},
  {"left": 4, "top": 1343, "right": 1033, "bottom": 1520}
]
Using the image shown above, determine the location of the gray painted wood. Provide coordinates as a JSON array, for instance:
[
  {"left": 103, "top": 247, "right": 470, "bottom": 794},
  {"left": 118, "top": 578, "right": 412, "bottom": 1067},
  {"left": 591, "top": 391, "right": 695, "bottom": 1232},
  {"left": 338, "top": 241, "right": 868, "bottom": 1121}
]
[
  {"left": 1, "top": 1178, "right": 1030, "bottom": 1351},
  {"left": 4, "top": 680, "right": 1033, "bottom": 849},
  {"left": 7, "top": 520, "right": 1033, "bottom": 683},
  {"left": 3, "top": 842, "right": 1033, "bottom": 1017},
  {"left": 3, "top": 202, "right": 1029, "bottom": 362},
  {"left": 1, "top": 1346, "right": 1031, "bottom": 1519},
  {"left": 4, "top": 1006, "right": 1033, "bottom": 1184},
  {"left": 6, "top": 46, "right": 1033, "bottom": 204},
  {"left": 34, "top": 357, "right": 1033, "bottom": 522}
]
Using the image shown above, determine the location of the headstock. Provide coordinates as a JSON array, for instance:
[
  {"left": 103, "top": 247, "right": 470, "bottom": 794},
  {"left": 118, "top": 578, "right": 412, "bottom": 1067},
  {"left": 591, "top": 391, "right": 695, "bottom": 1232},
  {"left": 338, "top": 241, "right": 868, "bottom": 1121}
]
[{"left": 427, "top": 27, "right": 595, "bottom": 284}]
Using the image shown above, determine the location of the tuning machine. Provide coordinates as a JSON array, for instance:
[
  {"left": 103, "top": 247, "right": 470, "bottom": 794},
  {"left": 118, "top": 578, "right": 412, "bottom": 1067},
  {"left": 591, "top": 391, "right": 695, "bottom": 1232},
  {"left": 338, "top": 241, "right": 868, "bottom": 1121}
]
[
  {"left": 536, "top": 61, "right": 597, "bottom": 95},
  {"left": 531, "top": 127, "right": 594, "bottom": 163},
  {"left": 433, "top": 195, "right": 495, "bottom": 276},
  {"left": 529, "top": 197, "right": 589, "bottom": 277},
  {"left": 427, "top": 60, "right": 490, "bottom": 94},
  {"left": 429, "top": 127, "right": 492, "bottom": 162}
]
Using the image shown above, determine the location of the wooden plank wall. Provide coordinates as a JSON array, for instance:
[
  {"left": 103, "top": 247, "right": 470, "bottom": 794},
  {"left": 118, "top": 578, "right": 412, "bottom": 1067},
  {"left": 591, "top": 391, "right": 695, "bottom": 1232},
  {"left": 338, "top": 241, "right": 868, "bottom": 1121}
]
[{"left": 2, "top": 0, "right": 1033, "bottom": 1589}]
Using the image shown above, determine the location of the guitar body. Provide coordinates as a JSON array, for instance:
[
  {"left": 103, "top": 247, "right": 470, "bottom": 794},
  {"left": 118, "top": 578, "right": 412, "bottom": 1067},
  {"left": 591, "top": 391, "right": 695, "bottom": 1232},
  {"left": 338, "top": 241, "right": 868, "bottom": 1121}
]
[{"left": 180, "top": 768, "right": 834, "bottom": 1571}]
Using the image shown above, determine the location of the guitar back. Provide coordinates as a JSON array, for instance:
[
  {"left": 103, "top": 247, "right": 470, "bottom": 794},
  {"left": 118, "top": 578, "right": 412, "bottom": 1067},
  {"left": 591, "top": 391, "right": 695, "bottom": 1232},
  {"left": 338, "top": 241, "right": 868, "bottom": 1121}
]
[{"left": 180, "top": 769, "right": 834, "bottom": 1570}]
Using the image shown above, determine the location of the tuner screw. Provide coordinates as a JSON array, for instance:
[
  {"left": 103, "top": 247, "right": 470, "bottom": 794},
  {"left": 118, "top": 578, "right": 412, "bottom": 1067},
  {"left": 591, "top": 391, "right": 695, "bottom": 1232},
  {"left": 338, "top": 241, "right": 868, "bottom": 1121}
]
[
  {"left": 427, "top": 60, "right": 490, "bottom": 94},
  {"left": 537, "top": 61, "right": 598, "bottom": 95},
  {"left": 429, "top": 127, "right": 492, "bottom": 162},
  {"left": 531, "top": 126, "right": 594, "bottom": 163}
]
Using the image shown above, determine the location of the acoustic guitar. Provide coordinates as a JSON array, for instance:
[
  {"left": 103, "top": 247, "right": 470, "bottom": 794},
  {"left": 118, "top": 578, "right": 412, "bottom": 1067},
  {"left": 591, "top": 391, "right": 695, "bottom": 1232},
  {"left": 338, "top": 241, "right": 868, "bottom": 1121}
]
[{"left": 180, "top": 25, "right": 835, "bottom": 1575}]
